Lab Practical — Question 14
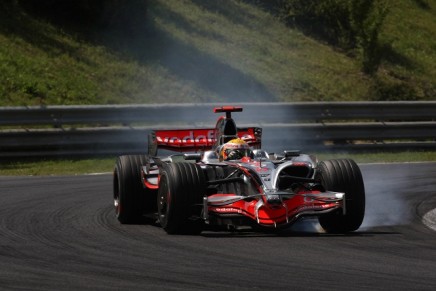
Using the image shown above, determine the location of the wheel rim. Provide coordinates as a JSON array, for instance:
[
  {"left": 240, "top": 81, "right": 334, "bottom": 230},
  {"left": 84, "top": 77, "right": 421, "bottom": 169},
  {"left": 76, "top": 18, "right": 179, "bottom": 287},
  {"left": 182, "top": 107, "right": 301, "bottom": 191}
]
[
  {"left": 114, "top": 172, "right": 121, "bottom": 217},
  {"left": 114, "top": 186, "right": 121, "bottom": 217},
  {"left": 157, "top": 175, "right": 170, "bottom": 226}
]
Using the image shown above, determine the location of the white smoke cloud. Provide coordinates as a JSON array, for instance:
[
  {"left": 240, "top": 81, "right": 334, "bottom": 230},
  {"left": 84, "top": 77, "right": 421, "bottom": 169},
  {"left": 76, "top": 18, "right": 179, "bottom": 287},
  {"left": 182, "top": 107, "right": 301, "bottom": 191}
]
[
  {"left": 290, "top": 163, "right": 423, "bottom": 233},
  {"left": 359, "top": 163, "right": 415, "bottom": 229}
]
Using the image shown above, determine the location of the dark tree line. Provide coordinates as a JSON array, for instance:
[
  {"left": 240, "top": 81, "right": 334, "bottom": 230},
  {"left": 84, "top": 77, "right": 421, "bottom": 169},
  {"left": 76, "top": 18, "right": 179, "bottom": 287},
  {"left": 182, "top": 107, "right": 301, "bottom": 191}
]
[
  {"left": 279, "top": 0, "right": 390, "bottom": 74},
  {"left": 248, "top": 0, "right": 390, "bottom": 75},
  {"left": 12, "top": 0, "right": 389, "bottom": 74},
  {"left": 17, "top": 0, "right": 148, "bottom": 32}
]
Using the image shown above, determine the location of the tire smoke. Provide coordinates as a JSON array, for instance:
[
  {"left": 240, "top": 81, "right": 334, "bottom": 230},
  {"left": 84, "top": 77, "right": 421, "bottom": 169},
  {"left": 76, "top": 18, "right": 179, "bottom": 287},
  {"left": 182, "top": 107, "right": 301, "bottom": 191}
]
[{"left": 359, "top": 163, "right": 415, "bottom": 229}]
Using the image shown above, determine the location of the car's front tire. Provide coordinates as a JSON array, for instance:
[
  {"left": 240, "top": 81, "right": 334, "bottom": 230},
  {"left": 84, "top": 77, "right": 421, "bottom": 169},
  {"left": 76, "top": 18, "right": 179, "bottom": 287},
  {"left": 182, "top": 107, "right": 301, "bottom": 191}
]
[
  {"left": 316, "top": 159, "right": 365, "bottom": 233},
  {"left": 113, "top": 155, "right": 156, "bottom": 224},
  {"left": 157, "top": 162, "right": 206, "bottom": 234}
]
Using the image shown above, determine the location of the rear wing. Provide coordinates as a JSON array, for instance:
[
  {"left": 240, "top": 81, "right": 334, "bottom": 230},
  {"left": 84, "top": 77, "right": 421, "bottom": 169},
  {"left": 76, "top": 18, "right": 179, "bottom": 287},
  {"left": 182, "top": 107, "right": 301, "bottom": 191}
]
[{"left": 148, "top": 127, "right": 262, "bottom": 156}]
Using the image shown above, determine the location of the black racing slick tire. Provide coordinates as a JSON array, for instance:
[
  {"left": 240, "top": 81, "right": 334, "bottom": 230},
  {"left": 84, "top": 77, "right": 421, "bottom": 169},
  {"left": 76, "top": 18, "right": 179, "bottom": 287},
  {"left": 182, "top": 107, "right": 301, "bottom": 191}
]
[
  {"left": 157, "top": 162, "right": 206, "bottom": 235},
  {"left": 113, "top": 155, "right": 156, "bottom": 224},
  {"left": 316, "top": 159, "right": 365, "bottom": 233}
]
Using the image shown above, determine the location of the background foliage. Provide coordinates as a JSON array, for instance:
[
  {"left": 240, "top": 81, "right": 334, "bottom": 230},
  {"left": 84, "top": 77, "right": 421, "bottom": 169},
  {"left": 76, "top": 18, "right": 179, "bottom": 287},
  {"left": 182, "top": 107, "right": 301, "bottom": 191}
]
[
  {"left": 0, "top": 0, "right": 434, "bottom": 105},
  {"left": 18, "top": 0, "right": 148, "bottom": 30},
  {"left": 276, "top": 0, "right": 390, "bottom": 74}
]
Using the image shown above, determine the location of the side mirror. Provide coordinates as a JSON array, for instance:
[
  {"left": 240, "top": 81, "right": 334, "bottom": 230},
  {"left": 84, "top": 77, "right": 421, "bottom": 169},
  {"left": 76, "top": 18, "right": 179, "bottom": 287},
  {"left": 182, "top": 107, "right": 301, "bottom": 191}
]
[
  {"left": 284, "top": 150, "right": 301, "bottom": 158},
  {"left": 184, "top": 153, "right": 202, "bottom": 162}
]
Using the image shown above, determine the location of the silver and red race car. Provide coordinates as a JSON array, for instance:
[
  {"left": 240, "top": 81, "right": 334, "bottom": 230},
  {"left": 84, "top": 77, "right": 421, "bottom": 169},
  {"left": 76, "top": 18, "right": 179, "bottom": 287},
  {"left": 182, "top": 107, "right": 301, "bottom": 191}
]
[{"left": 113, "top": 106, "right": 365, "bottom": 234}]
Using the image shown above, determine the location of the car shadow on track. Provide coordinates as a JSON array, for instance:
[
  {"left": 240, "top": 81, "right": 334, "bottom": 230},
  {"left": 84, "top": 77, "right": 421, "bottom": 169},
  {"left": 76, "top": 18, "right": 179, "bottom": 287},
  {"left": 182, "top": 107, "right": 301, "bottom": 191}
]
[
  {"left": 199, "top": 229, "right": 401, "bottom": 238},
  {"left": 130, "top": 215, "right": 401, "bottom": 237},
  {"left": 199, "top": 220, "right": 401, "bottom": 238}
]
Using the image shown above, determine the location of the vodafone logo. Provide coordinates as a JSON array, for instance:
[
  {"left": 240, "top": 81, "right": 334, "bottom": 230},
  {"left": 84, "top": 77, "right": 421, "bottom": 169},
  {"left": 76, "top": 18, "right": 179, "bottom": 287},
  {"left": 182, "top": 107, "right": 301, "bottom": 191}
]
[
  {"left": 154, "top": 128, "right": 258, "bottom": 147},
  {"left": 156, "top": 130, "right": 215, "bottom": 144}
]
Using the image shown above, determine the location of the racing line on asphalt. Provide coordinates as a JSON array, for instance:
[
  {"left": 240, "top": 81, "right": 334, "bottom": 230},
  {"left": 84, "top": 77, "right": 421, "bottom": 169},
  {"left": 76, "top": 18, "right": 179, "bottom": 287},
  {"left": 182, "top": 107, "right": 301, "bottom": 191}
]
[
  {"left": 1, "top": 162, "right": 436, "bottom": 290},
  {"left": 423, "top": 208, "right": 436, "bottom": 232}
]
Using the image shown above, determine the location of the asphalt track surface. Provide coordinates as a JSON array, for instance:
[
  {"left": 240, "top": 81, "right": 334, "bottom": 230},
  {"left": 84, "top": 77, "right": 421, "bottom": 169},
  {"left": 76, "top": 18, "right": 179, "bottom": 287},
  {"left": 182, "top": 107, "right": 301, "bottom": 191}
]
[{"left": 1, "top": 163, "right": 436, "bottom": 290}]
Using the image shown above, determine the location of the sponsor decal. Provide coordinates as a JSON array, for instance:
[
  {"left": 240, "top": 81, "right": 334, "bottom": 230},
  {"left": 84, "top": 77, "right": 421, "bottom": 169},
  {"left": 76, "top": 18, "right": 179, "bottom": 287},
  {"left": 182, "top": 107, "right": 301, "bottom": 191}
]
[
  {"left": 212, "top": 207, "right": 243, "bottom": 213},
  {"left": 287, "top": 203, "right": 336, "bottom": 216},
  {"left": 304, "top": 196, "right": 314, "bottom": 203},
  {"left": 156, "top": 130, "right": 215, "bottom": 144},
  {"left": 154, "top": 128, "right": 258, "bottom": 147},
  {"left": 292, "top": 162, "right": 308, "bottom": 167},
  {"left": 255, "top": 167, "right": 269, "bottom": 172}
]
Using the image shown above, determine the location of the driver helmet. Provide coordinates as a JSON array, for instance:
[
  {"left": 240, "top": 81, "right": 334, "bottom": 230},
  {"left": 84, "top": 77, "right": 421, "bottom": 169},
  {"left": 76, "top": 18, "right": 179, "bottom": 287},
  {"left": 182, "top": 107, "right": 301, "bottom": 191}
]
[{"left": 219, "top": 138, "right": 253, "bottom": 161}]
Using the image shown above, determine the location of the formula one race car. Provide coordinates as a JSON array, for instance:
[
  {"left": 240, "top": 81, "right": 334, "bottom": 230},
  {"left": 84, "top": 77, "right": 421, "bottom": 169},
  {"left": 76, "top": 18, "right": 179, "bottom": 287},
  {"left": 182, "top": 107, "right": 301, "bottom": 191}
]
[{"left": 113, "top": 106, "right": 365, "bottom": 234}]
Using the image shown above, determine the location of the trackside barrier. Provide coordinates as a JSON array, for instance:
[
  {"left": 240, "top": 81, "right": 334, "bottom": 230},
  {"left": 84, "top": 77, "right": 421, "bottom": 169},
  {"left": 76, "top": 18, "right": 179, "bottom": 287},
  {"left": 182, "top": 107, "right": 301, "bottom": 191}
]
[{"left": 0, "top": 102, "right": 435, "bottom": 159}]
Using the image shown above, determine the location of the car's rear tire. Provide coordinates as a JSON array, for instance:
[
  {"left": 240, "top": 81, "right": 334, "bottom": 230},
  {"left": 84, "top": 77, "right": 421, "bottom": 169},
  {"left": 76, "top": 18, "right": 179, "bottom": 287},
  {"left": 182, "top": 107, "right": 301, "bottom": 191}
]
[
  {"left": 157, "top": 162, "right": 206, "bottom": 234},
  {"left": 113, "top": 155, "right": 156, "bottom": 224},
  {"left": 316, "top": 159, "right": 365, "bottom": 233}
]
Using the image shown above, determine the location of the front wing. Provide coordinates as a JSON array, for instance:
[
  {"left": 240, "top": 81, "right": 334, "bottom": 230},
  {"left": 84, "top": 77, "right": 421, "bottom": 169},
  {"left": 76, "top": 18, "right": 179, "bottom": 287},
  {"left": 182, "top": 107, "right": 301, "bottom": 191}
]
[{"left": 204, "top": 191, "right": 345, "bottom": 228}]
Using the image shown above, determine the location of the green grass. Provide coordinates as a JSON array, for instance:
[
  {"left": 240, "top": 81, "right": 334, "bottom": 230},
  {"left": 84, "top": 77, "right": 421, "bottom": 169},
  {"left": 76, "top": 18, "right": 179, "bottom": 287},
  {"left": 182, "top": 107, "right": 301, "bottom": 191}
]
[
  {"left": 0, "top": 0, "right": 434, "bottom": 105},
  {"left": 0, "top": 158, "right": 117, "bottom": 176},
  {"left": 0, "top": 151, "right": 435, "bottom": 176}
]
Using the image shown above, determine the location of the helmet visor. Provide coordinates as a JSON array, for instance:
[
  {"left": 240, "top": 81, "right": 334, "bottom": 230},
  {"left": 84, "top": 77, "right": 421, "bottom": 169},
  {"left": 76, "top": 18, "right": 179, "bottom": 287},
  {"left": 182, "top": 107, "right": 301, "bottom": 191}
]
[{"left": 225, "top": 149, "right": 251, "bottom": 160}]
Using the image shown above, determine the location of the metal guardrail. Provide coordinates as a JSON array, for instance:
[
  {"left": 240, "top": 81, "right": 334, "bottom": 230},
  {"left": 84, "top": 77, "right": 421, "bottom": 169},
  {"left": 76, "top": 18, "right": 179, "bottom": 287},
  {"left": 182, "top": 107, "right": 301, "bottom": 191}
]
[
  {"left": 1, "top": 102, "right": 435, "bottom": 125},
  {"left": 0, "top": 102, "right": 435, "bottom": 159}
]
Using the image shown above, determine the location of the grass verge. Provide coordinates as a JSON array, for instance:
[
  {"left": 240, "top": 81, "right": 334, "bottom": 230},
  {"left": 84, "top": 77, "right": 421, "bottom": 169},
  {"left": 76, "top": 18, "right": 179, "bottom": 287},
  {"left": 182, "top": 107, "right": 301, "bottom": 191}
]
[
  {"left": 1, "top": 151, "right": 435, "bottom": 176},
  {"left": 0, "top": 158, "right": 116, "bottom": 176},
  {"left": 1, "top": 0, "right": 434, "bottom": 104}
]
